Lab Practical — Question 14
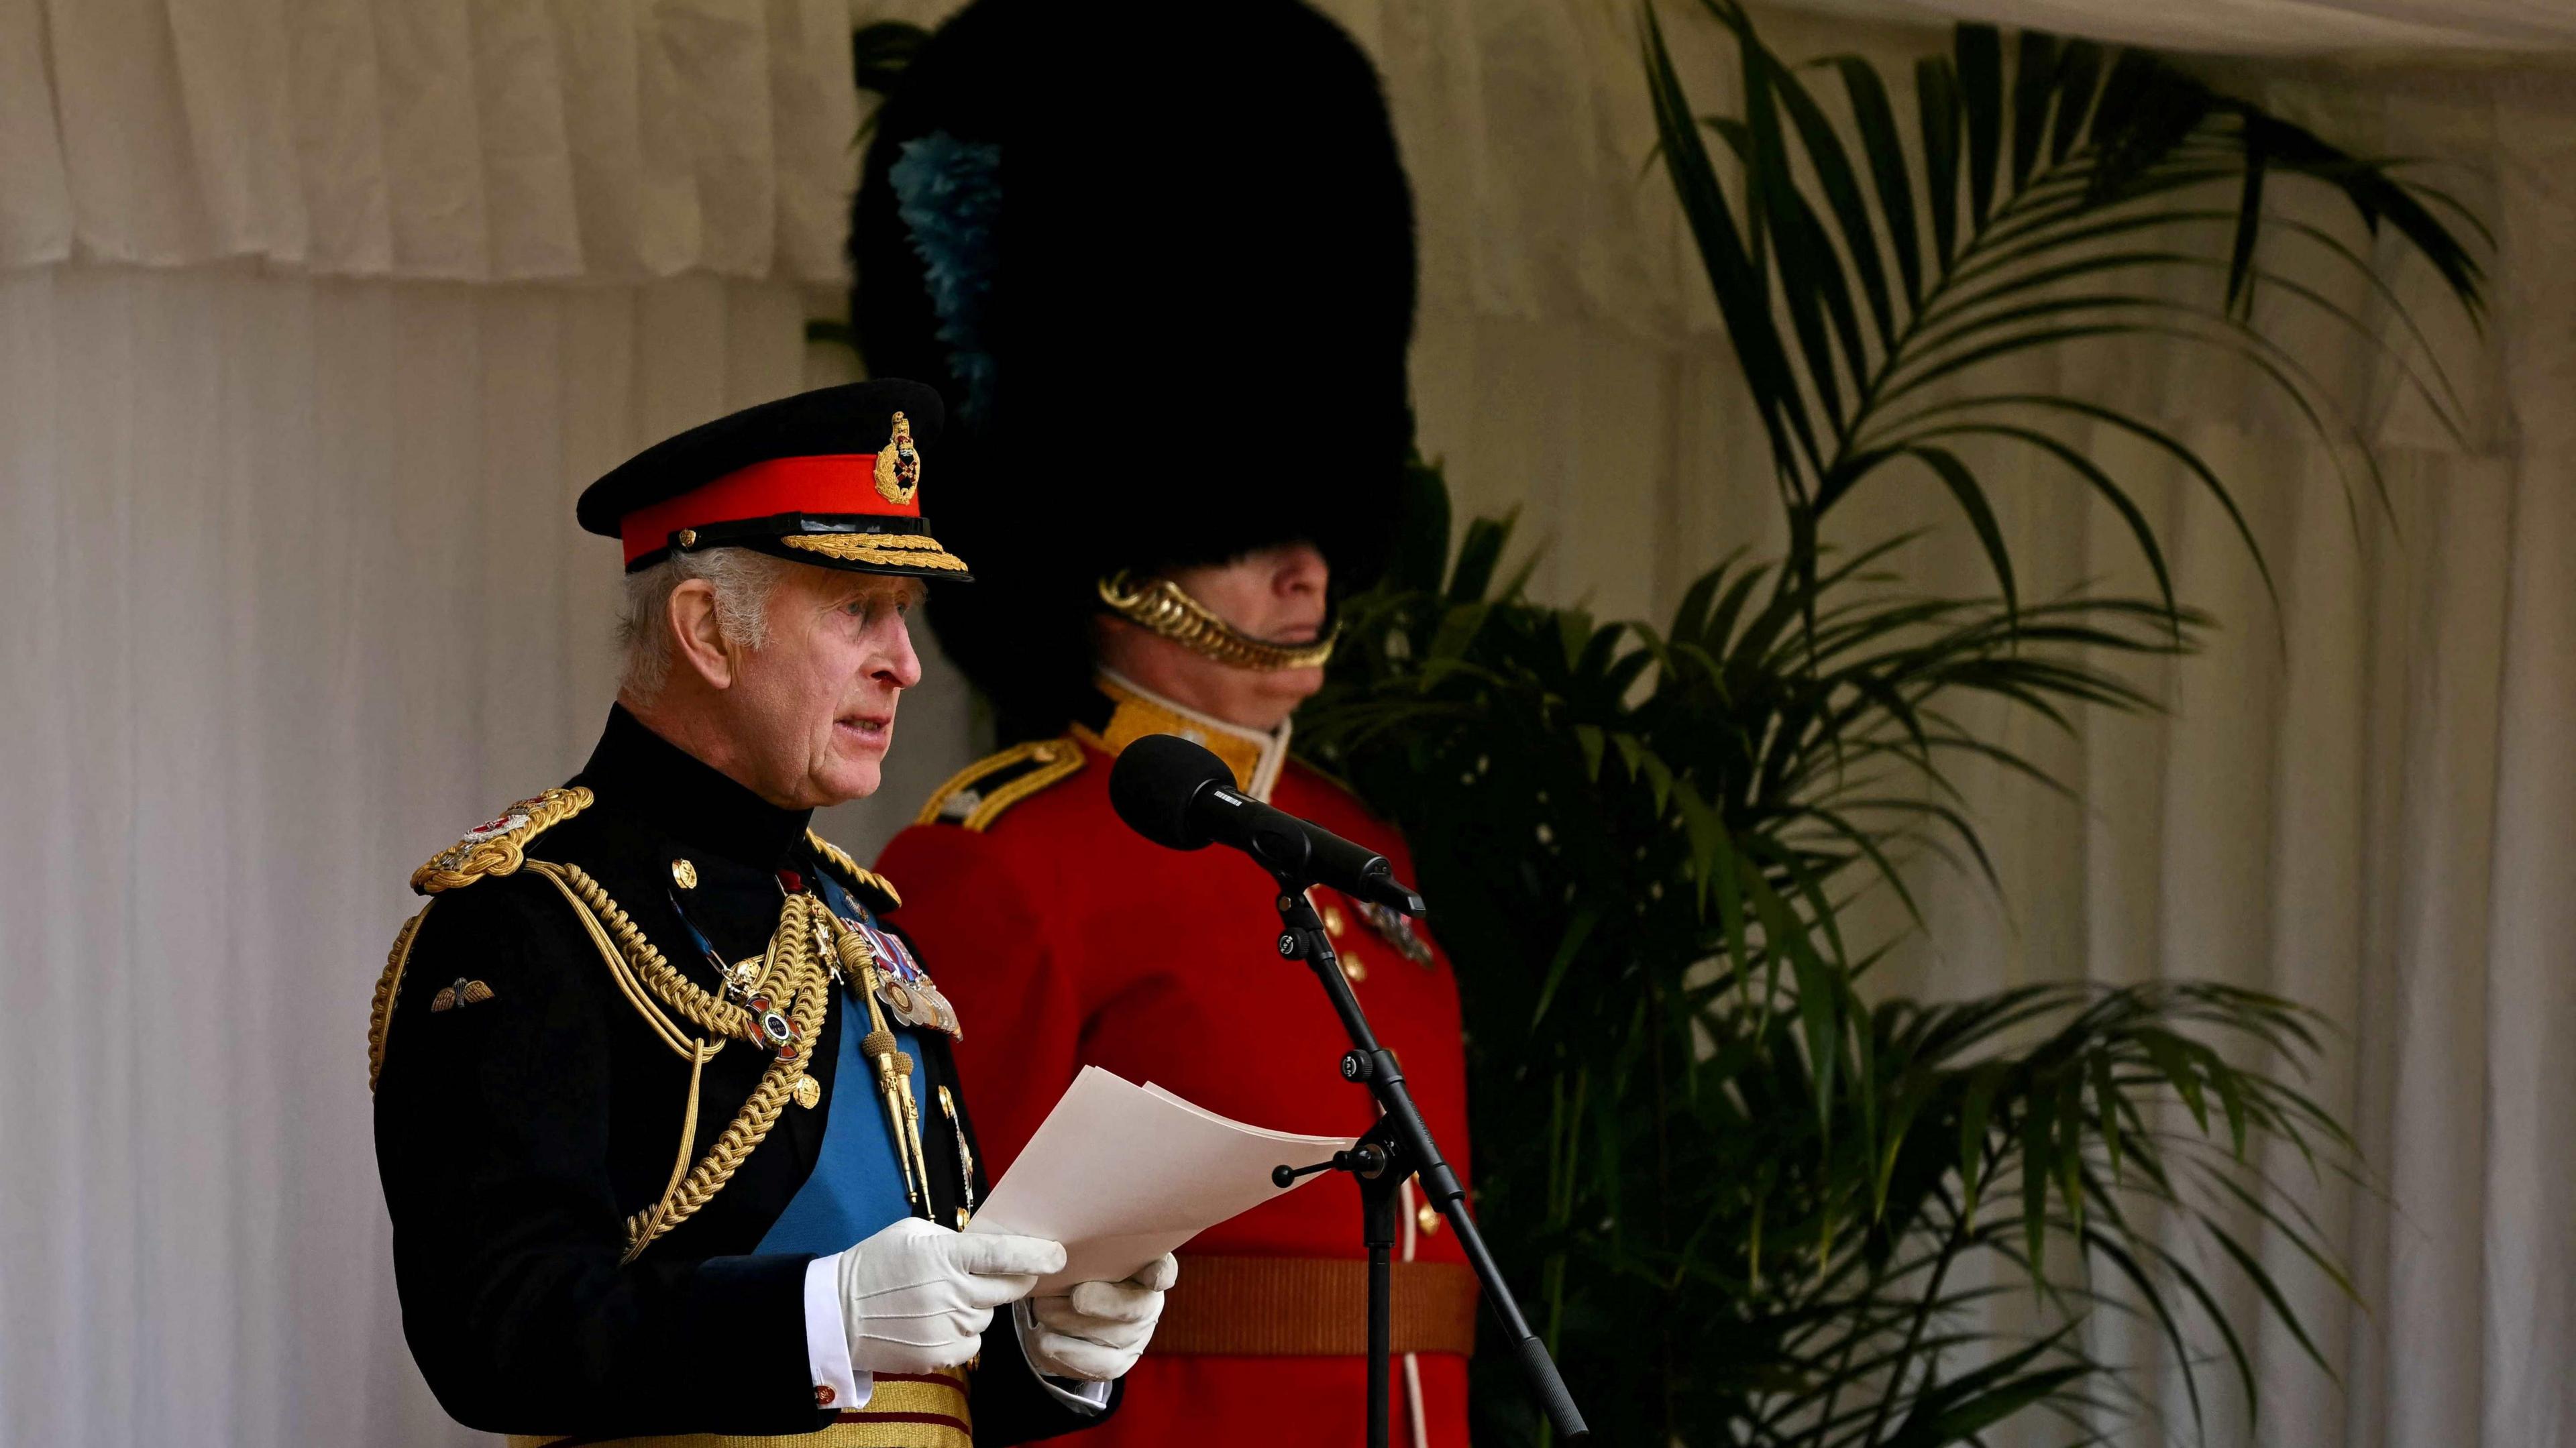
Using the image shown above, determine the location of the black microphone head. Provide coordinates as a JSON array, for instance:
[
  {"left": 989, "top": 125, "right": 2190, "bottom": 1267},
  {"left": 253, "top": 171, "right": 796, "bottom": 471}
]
[{"left": 1108, "top": 733, "right": 1237, "bottom": 850}]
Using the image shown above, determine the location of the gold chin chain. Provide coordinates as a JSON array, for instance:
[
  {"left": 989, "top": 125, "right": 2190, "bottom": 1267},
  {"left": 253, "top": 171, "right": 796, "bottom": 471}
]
[{"left": 1096, "top": 570, "right": 1338, "bottom": 672}]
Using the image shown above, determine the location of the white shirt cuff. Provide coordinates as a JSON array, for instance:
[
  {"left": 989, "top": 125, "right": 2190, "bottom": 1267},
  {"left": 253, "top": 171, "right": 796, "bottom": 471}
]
[
  {"left": 1012, "top": 1300, "right": 1114, "bottom": 1414},
  {"left": 803, "top": 1254, "right": 869, "bottom": 1414}
]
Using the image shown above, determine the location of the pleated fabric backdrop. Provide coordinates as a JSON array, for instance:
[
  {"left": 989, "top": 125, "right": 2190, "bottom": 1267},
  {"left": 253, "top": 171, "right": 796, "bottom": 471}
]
[
  {"left": 0, "top": 0, "right": 863, "bottom": 280},
  {"left": 1, "top": 1, "right": 2573, "bottom": 1446}
]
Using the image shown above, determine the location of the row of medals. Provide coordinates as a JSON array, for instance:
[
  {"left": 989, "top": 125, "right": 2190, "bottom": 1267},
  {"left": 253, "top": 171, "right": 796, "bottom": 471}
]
[{"left": 722, "top": 928, "right": 953, "bottom": 1098}]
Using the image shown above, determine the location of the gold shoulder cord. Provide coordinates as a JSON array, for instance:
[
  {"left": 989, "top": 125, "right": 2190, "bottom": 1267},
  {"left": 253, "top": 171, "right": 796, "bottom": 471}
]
[
  {"left": 366, "top": 907, "right": 432, "bottom": 1092},
  {"left": 528, "top": 869, "right": 942, "bottom": 1260},
  {"left": 372, "top": 796, "right": 938, "bottom": 1262},
  {"left": 535, "top": 867, "right": 833, "bottom": 1262},
  {"left": 1097, "top": 571, "right": 1340, "bottom": 672}
]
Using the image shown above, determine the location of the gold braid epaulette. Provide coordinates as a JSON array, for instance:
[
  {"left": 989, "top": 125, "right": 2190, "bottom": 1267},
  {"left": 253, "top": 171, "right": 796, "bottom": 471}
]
[
  {"left": 914, "top": 737, "right": 1087, "bottom": 833},
  {"left": 410, "top": 787, "right": 594, "bottom": 895},
  {"left": 806, "top": 830, "right": 902, "bottom": 909}
]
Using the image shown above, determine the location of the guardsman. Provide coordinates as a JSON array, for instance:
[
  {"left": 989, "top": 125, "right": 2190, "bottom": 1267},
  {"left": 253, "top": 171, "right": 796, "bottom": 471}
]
[
  {"left": 368, "top": 380, "right": 1173, "bottom": 1447},
  {"left": 851, "top": 6, "right": 1477, "bottom": 1445}
]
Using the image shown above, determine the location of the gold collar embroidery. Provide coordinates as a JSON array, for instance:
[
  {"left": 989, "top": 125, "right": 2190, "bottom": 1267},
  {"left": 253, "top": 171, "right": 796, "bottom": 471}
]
[{"left": 1083, "top": 669, "right": 1291, "bottom": 803}]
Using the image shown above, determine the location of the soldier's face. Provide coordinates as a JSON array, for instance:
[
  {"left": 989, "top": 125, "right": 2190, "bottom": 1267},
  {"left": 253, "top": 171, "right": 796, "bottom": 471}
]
[
  {"left": 1102, "top": 542, "right": 1330, "bottom": 732},
  {"left": 725, "top": 567, "right": 927, "bottom": 808}
]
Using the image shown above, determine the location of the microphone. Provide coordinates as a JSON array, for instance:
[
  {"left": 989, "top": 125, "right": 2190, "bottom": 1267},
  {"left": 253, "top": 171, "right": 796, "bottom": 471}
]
[{"left": 1109, "top": 734, "right": 1427, "bottom": 917}]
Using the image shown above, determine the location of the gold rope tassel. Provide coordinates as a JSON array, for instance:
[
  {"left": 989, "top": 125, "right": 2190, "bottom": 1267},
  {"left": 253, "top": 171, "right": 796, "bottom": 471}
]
[{"left": 828, "top": 913, "right": 934, "bottom": 1217}]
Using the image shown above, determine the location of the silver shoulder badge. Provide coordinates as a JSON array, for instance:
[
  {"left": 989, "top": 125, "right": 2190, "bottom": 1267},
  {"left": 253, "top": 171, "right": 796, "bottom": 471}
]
[{"left": 1356, "top": 899, "right": 1434, "bottom": 967}]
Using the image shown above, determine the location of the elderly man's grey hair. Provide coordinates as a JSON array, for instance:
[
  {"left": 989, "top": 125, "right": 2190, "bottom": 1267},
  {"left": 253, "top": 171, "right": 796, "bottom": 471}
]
[{"left": 617, "top": 547, "right": 793, "bottom": 701}]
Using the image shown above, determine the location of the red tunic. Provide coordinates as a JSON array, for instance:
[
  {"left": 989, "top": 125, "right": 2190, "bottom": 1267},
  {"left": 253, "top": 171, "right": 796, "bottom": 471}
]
[{"left": 875, "top": 683, "right": 1474, "bottom": 1447}]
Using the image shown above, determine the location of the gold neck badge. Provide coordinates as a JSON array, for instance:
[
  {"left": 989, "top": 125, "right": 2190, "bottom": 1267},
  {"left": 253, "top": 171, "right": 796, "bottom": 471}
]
[{"left": 1095, "top": 569, "right": 1338, "bottom": 673}]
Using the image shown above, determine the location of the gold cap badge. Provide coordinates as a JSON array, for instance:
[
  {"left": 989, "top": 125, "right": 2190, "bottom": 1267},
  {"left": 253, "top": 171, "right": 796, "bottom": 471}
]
[{"left": 874, "top": 411, "right": 922, "bottom": 506}]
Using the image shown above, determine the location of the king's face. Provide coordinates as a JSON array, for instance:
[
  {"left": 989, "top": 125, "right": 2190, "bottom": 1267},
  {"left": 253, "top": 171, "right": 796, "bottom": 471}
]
[{"left": 727, "top": 566, "right": 928, "bottom": 807}]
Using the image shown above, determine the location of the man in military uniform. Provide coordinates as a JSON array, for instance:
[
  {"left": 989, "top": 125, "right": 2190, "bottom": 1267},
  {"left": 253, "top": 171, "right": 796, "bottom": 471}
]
[
  {"left": 850, "top": 7, "right": 1478, "bottom": 1445},
  {"left": 369, "top": 380, "right": 1174, "bottom": 1446}
]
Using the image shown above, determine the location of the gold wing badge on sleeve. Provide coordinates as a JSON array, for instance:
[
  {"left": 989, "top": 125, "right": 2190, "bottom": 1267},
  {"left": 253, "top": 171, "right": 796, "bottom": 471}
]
[{"left": 429, "top": 978, "right": 496, "bottom": 1013}]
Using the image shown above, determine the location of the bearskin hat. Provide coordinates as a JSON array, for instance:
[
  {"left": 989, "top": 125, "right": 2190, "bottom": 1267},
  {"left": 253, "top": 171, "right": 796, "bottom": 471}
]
[{"left": 851, "top": 0, "right": 1419, "bottom": 742}]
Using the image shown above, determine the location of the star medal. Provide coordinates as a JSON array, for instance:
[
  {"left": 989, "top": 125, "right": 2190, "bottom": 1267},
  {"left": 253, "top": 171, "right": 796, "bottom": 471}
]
[{"left": 748, "top": 993, "right": 794, "bottom": 1054}]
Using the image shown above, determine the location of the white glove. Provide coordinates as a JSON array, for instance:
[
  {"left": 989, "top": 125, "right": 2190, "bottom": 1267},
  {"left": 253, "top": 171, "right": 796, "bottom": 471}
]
[
  {"left": 1019, "top": 1254, "right": 1179, "bottom": 1382},
  {"left": 833, "top": 1216, "right": 1065, "bottom": 1374}
]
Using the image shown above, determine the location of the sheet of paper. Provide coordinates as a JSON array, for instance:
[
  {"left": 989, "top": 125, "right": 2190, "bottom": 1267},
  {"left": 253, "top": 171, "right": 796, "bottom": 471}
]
[{"left": 965, "top": 1066, "right": 1353, "bottom": 1294}]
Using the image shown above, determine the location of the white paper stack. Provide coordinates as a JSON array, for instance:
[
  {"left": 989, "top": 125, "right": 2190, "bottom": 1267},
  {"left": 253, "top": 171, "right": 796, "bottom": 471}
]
[{"left": 965, "top": 1066, "right": 1354, "bottom": 1294}]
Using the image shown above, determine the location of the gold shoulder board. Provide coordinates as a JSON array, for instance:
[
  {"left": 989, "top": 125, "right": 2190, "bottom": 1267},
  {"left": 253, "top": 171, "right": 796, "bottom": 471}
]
[
  {"left": 409, "top": 786, "right": 594, "bottom": 896},
  {"left": 807, "top": 830, "right": 902, "bottom": 911},
  {"left": 913, "top": 737, "right": 1085, "bottom": 833}
]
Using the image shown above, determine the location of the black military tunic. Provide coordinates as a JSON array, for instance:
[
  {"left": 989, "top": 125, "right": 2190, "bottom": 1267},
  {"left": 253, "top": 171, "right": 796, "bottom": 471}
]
[{"left": 370, "top": 705, "right": 1112, "bottom": 1441}]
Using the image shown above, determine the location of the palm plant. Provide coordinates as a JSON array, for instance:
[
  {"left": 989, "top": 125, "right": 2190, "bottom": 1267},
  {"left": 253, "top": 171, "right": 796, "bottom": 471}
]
[
  {"left": 1646, "top": 0, "right": 2483, "bottom": 620},
  {"left": 1309, "top": 504, "right": 2350, "bottom": 1447},
  {"left": 1301, "top": 8, "right": 2485, "bottom": 1445}
]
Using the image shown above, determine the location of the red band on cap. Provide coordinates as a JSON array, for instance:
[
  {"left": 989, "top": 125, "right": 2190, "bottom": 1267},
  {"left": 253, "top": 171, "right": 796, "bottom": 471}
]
[{"left": 619, "top": 454, "right": 918, "bottom": 564}]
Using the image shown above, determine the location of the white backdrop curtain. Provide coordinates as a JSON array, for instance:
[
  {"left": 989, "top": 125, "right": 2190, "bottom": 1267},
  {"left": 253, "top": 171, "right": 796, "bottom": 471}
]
[
  {"left": 0, "top": 264, "right": 906, "bottom": 1445},
  {"left": 0, "top": 6, "right": 930, "bottom": 1443},
  {"left": 2, "top": 2, "right": 2573, "bottom": 1447},
  {"left": 0, "top": 0, "right": 861, "bottom": 280}
]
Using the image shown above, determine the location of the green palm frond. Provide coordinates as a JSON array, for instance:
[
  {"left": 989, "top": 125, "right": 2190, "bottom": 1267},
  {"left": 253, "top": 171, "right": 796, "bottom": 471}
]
[
  {"left": 1305, "top": 496, "right": 2359, "bottom": 1447},
  {"left": 1299, "top": 8, "right": 2466, "bottom": 1444},
  {"left": 1644, "top": 0, "right": 2485, "bottom": 622}
]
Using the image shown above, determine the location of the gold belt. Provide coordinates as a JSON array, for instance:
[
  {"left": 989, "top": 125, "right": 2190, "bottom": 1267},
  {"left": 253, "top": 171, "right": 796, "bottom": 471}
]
[
  {"left": 507, "top": 1367, "right": 970, "bottom": 1448},
  {"left": 1148, "top": 1254, "right": 1480, "bottom": 1357}
]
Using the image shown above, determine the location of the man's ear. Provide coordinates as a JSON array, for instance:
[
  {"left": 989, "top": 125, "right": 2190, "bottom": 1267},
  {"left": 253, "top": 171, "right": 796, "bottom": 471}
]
[{"left": 667, "top": 577, "right": 734, "bottom": 689}]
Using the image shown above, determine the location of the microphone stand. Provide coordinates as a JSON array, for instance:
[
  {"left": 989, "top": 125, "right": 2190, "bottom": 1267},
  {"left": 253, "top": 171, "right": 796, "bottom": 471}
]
[{"left": 1263, "top": 876, "right": 1590, "bottom": 1446}]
